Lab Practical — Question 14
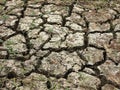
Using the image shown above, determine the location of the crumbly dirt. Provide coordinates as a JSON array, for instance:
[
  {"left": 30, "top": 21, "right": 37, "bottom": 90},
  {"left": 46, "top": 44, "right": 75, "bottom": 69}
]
[{"left": 0, "top": 0, "right": 120, "bottom": 90}]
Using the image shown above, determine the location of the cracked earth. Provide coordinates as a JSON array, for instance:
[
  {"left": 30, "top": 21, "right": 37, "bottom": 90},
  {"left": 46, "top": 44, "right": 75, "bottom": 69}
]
[{"left": 0, "top": 0, "right": 120, "bottom": 90}]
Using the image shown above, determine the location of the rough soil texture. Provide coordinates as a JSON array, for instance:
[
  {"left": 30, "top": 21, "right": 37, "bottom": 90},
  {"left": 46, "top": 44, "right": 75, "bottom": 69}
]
[{"left": 0, "top": 0, "right": 120, "bottom": 90}]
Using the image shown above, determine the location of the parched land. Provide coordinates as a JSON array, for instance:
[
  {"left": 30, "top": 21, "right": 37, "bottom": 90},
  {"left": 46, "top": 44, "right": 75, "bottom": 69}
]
[{"left": 0, "top": 0, "right": 120, "bottom": 90}]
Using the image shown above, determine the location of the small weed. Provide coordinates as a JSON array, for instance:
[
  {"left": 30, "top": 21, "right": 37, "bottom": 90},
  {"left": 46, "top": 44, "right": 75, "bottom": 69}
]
[
  {"left": 30, "top": 22, "right": 36, "bottom": 29},
  {"left": 12, "top": 78, "right": 19, "bottom": 88},
  {"left": 31, "top": 11, "right": 36, "bottom": 15},
  {"left": 65, "top": 87, "right": 70, "bottom": 90},
  {"left": 5, "top": 40, "right": 16, "bottom": 45},
  {"left": 50, "top": 84, "right": 57, "bottom": 90},
  {"left": 37, "top": 76, "right": 46, "bottom": 81},
  {"left": 0, "top": 6, "right": 4, "bottom": 11},
  {"left": 48, "top": 29, "right": 53, "bottom": 33},
  {"left": 7, "top": 46, "right": 17, "bottom": 56},
  {"left": 5, "top": 41, "right": 18, "bottom": 55},
  {"left": 1, "top": 14, "right": 9, "bottom": 21},
  {"left": 78, "top": 72, "right": 86, "bottom": 81}
]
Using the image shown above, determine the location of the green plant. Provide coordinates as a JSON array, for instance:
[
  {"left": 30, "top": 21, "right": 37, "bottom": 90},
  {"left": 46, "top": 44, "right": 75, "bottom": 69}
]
[
  {"left": 78, "top": 72, "right": 86, "bottom": 81},
  {"left": 50, "top": 84, "right": 57, "bottom": 90},
  {"left": 5, "top": 40, "right": 17, "bottom": 55},
  {"left": 7, "top": 46, "right": 17, "bottom": 56},
  {"left": 1, "top": 14, "right": 9, "bottom": 21},
  {"left": 30, "top": 22, "right": 36, "bottom": 29},
  {"left": 48, "top": 29, "right": 53, "bottom": 33},
  {"left": 65, "top": 87, "right": 70, "bottom": 90},
  {"left": 37, "top": 76, "right": 46, "bottom": 81},
  {"left": 5, "top": 40, "right": 16, "bottom": 45}
]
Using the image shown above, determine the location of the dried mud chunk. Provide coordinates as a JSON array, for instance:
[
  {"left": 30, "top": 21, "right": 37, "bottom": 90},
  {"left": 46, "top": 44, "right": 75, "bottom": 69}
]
[
  {"left": 4, "top": 35, "right": 27, "bottom": 55},
  {"left": 106, "top": 33, "right": 120, "bottom": 63},
  {"left": 4, "top": 16, "right": 17, "bottom": 26},
  {"left": 47, "top": 0, "right": 75, "bottom": 5},
  {"left": 112, "top": 1, "right": 120, "bottom": 13},
  {"left": 6, "top": 0, "right": 23, "bottom": 6},
  {"left": 60, "top": 51, "right": 84, "bottom": 70},
  {"left": 0, "top": 26, "right": 14, "bottom": 37},
  {"left": 44, "top": 24, "right": 68, "bottom": 48},
  {"left": 66, "top": 13, "right": 85, "bottom": 27},
  {"left": 77, "top": 0, "right": 110, "bottom": 10},
  {"left": 20, "top": 59, "right": 36, "bottom": 73},
  {"left": 41, "top": 4, "right": 69, "bottom": 16},
  {"left": 28, "top": 28, "right": 42, "bottom": 38},
  {"left": 113, "top": 19, "right": 120, "bottom": 25},
  {"left": 114, "top": 24, "right": 120, "bottom": 31},
  {"left": 21, "top": 73, "right": 47, "bottom": 90},
  {"left": 73, "top": 4, "right": 84, "bottom": 14},
  {"left": 99, "top": 60, "right": 120, "bottom": 85},
  {"left": 112, "top": 19, "right": 120, "bottom": 31},
  {"left": 44, "top": 14, "right": 62, "bottom": 24},
  {"left": 40, "top": 52, "right": 66, "bottom": 75},
  {"left": 89, "top": 22, "right": 110, "bottom": 32},
  {"left": 0, "top": 15, "right": 17, "bottom": 26},
  {"left": 67, "top": 72, "right": 100, "bottom": 90},
  {"left": 88, "top": 33, "right": 113, "bottom": 47},
  {"left": 25, "top": 8, "right": 42, "bottom": 16},
  {"left": 40, "top": 51, "right": 83, "bottom": 74},
  {"left": 20, "top": 17, "right": 43, "bottom": 31},
  {"left": 80, "top": 47, "right": 104, "bottom": 64},
  {"left": 6, "top": 7, "right": 23, "bottom": 16},
  {"left": 35, "top": 50, "right": 49, "bottom": 57},
  {"left": 62, "top": 33, "right": 84, "bottom": 47},
  {"left": 66, "top": 21, "right": 83, "bottom": 31},
  {"left": 102, "top": 84, "right": 119, "bottom": 90},
  {"left": 5, "top": 0, "right": 24, "bottom": 15},
  {"left": 20, "top": 17, "right": 35, "bottom": 31},
  {"left": 30, "top": 32, "right": 49, "bottom": 49},
  {"left": 0, "top": 60, "right": 21, "bottom": 76},
  {"left": 83, "top": 10, "right": 112, "bottom": 23},
  {"left": 28, "top": 0, "right": 44, "bottom": 5}
]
